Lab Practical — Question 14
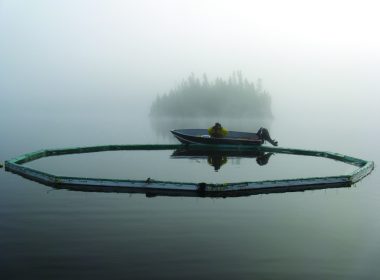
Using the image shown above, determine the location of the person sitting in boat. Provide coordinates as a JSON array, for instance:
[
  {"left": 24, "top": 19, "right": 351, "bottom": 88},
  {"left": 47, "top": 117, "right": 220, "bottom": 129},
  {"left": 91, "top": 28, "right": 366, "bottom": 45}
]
[
  {"left": 257, "top": 127, "right": 278, "bottom": 146},
  {"left": 208, "top": 122, "right": 228, "bottom": 138}
]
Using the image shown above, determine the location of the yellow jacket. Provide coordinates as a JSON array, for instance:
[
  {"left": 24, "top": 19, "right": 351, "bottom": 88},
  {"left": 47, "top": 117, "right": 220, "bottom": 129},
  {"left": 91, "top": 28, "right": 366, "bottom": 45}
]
[{"left": 208, "top": 126, "right": 228, "bottom": 138}]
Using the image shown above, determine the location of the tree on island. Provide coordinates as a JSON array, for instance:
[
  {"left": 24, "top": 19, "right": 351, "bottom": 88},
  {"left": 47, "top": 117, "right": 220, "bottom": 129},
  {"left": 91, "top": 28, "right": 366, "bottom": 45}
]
[{"left": 150, "top": 71, "right": 273, "bottom": 118}]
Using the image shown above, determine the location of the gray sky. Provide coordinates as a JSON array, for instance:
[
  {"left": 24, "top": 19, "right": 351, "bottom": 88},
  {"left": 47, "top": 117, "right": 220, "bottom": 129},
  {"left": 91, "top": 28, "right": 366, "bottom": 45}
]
[{"left": 1, "top": 0, "right": 379, "bottom": 117}]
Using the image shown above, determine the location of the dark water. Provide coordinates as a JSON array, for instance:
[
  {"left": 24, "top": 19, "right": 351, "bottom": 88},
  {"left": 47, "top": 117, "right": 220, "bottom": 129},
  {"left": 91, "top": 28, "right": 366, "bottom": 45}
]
[{"left": 1, "top": 108, "right": 379, "bottom": 280}]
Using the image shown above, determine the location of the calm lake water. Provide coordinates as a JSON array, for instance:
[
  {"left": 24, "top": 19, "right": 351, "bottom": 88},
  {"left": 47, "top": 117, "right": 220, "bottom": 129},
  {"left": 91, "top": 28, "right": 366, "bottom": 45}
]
[{"left": 1, "top": 106, "right": 379, "bottom": 280}]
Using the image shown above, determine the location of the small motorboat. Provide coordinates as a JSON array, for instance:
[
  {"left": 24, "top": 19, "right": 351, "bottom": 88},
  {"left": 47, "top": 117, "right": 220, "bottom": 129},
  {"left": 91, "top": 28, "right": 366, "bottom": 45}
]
[{"left": 171, "top": 129, "right": 266, "bottom": 146}]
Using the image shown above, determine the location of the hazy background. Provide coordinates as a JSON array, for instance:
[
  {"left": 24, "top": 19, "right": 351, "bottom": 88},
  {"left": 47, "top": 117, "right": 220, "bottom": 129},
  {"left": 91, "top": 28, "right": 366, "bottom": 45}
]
[{"left": 1, "top": 0, "right": 379, "bottom": 120}]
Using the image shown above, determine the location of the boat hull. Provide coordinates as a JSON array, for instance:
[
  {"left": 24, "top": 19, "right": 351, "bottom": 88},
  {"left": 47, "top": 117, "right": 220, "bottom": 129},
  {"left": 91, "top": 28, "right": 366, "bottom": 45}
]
[{"left": 171, "top": 129, "right": 263, "bottom": 146}]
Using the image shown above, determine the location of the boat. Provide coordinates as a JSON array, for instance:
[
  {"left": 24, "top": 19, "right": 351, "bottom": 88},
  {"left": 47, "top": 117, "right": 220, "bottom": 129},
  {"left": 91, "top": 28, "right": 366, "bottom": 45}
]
[{"left": 170, "top": 129, "right": 264, "bottom": 146}]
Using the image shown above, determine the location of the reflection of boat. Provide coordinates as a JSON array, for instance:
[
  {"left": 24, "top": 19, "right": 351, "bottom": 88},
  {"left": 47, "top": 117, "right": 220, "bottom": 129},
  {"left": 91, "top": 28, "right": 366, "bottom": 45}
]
[
  {"left": 171, "top": 129, "right": 263, "bottom": 145},
  {"left": 171, "top": 147, "right": 273, "bottom": 171}
]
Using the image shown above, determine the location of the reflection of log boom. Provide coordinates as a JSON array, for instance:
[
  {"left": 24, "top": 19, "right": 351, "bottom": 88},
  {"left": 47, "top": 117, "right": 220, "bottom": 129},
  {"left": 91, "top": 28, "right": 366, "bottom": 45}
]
[{"left": 5, "top": 144, "right": 374, "bottom": 197}]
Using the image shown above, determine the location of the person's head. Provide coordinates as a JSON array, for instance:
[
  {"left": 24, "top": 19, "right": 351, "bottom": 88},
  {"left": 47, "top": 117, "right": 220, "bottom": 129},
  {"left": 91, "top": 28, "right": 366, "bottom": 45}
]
[{"left": 215, "top": 122, "right": 221, "bottom": 128}]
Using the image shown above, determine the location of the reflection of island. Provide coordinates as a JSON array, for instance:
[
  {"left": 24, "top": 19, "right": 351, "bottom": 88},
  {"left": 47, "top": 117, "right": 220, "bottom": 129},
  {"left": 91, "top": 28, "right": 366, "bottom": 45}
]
[{"left": 171, "top": 148, "right": 273, "bottom": 171}]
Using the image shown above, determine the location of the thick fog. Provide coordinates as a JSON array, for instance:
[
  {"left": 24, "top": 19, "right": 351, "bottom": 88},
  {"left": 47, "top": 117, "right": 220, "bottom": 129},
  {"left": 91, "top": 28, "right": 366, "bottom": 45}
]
[{"left": 1, "top": 0, "right": 379, "bottom": 122}]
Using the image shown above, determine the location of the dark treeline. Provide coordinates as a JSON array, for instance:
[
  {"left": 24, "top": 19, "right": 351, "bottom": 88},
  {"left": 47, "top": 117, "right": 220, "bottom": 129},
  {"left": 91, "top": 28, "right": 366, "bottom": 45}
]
[{"left": 150, "top": 72, "right": 273, "bottom": 118}]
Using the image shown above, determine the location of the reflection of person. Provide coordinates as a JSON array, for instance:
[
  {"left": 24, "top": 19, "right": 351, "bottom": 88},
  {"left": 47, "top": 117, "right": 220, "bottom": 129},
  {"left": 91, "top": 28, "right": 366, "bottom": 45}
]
[
  {"left": 208, "top": 122, "right": 228, "bottom": 138},
  {"left": 207, "top": 155, "right": 228, "bottom": 171}
]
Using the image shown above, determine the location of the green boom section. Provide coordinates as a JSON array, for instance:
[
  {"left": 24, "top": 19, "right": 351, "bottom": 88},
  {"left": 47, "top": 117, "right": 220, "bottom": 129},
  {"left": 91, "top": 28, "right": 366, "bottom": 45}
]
[{"left": 4, "top": 144, "right": 374, "bottom": 196}]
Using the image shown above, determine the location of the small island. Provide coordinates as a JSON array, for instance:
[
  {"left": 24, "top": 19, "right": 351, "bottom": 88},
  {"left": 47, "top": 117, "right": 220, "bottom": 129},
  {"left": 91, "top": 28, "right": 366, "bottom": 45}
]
[{"left": 150, "top": 72, "right": 273, "bottom": 118}]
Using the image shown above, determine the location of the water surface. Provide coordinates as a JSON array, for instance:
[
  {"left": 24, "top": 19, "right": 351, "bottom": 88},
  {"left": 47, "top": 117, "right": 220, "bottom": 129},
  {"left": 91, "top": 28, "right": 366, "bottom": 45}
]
[{"left": 1, "top": 109, "right": 379, "bottom": 280}]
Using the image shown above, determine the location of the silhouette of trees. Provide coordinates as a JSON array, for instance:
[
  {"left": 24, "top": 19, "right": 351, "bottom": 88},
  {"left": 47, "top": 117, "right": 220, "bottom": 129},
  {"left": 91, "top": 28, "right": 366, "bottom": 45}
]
[{"left": 150, "top": 72, "right": 272, "bottom": 118}]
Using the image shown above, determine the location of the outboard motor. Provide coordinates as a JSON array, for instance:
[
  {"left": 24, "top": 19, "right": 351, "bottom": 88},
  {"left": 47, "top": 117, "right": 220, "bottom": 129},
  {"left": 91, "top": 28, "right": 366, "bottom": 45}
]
[{"left": 257, "top": 127, "right": 278, "bottom": 146}]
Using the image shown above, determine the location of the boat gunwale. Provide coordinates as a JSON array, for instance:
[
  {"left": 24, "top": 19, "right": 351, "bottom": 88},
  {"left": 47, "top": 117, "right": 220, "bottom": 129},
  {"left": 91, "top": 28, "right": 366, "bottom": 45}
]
[{"left": 171, "top": 129, "right": 263, "bottom": 145}]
